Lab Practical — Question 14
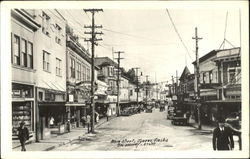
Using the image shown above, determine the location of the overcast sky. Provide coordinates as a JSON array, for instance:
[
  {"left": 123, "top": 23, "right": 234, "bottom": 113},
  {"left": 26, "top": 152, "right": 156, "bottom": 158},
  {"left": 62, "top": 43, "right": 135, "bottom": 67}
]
[{"left": 59, "top": 7, "right": 241, "bottom": 83}]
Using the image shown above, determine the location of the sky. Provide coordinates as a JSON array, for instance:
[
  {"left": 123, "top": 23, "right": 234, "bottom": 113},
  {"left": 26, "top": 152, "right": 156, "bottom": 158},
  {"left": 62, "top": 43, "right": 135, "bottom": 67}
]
[{"left": 58, "top": 7, "right": 241, "bottom": 84}]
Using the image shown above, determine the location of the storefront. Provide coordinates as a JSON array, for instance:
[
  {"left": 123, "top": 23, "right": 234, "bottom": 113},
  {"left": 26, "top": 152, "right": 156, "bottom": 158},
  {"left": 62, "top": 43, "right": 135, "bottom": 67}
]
[
  {"left": 12, "top": 83, "right": 35, "bottom": 140},
  {"left": 37, "top": 87, "right": 66, "bottom": 139}
]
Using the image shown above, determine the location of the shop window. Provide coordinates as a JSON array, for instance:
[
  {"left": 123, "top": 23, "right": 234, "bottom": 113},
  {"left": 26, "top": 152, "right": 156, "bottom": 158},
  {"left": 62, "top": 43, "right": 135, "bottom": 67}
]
[
  {"left": 12, "top": 102, "right": 33, "bottom": 135},
  {"left": 70, "top": 57, "right": 75, "bottom": 78},
  {"left": 43, "top": 50, "right": 50, "bottom": 72},
  {"left": 13, "top": 34, "right": 20, "bottom": 65},
  {"left": 56, "top": 58, "right": 62, "bottom": 76},
  {"left": 12, "top": 83, "right": 33, "bottom": 98},
  {"left": 42, "top": 12, "right": 50, "bottom": 36}
]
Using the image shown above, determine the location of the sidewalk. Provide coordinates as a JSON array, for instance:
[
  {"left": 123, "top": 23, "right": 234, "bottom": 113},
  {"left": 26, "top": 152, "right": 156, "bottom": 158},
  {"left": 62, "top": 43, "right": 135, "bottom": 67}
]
[{"left": 13, "top": 115, "right": 116, "bottom": 151}]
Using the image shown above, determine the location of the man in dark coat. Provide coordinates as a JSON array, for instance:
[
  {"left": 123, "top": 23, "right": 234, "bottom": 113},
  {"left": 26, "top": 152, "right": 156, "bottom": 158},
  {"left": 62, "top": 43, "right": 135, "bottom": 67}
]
[
  {"left": 18, "top": 121, "right": 29, "bottom": 151},
  {"left": 212, "top": 119, "right": 234, "bottom": 150}
]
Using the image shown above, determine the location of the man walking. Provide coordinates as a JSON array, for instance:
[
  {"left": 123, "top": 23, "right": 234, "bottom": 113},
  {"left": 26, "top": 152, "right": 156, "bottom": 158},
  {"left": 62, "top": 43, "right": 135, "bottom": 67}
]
[
  {"left": 18, "top": 121, "right": 29, "bottom": 151},
  {"left": 212, "top": 118, "right": 234, "bottom": 150}
]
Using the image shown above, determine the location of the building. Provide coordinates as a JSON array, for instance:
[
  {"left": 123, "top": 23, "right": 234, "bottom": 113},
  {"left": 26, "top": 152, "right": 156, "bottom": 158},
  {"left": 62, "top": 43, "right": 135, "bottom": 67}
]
[
  {"left": 119, "top": 75, "right": 130, "bottom": 109},
  {"left": 95, "top": 57, "right": 118, "bottom": 116},
  {"left": 33, "top": 9, "right": 67, "bottom": 139},
  {"left": 193, "top": 47, "right": 241, "bottom": 125},
  {"left": 11, "top": 9, "right": 41, "bottom": 141},
  {"left": 65, "top": 25, "right": 93, "bottom": 128}
]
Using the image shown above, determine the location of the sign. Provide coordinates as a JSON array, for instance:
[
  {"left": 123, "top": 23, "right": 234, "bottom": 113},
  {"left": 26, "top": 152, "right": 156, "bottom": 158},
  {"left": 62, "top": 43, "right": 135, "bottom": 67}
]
[
  {"left": 172, "top": 95, "right": 177, "bottom": 101},
  {"left": 68, "top": 94, "right": 74, "bottom": 102}
]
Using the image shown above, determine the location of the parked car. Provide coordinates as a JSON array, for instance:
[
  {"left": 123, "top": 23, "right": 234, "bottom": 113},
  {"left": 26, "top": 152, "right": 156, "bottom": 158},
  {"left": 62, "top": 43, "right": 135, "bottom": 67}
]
[
  {"left": 145, "top": 102, "right": 154, "bottom": 113},
  {"left": 171, "top": 108, "right": 188, "bottom": 126},
  {"left": 121, "top": 107, "right": 132, "bottom": 116}
]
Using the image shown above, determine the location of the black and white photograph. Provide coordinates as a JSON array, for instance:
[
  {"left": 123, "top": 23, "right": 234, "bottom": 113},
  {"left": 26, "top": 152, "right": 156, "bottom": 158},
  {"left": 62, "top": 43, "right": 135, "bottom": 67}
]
[{"left": 0, "top": 1, "right": 249, "bottom": 158}]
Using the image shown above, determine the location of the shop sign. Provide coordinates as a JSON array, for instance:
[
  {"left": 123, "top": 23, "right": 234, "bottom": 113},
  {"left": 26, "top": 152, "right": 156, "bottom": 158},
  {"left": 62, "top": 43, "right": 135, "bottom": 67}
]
[
  {"left": 12, "top": 90, "right": 21, "bottom": 97},
  {"left": 172, "top": 95, "right": 177, "bottom": 100},
  {"left": 69, "top": 94, "right": 74, "bottom": 102}
]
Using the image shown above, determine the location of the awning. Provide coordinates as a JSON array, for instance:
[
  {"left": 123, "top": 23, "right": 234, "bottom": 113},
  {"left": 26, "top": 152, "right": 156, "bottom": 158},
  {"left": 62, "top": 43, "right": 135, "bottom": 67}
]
[
  {"left": 65, "top": 103, "right": 87, "bottom": 107},
  {"left": 38, "top": 102, "right": 66, "bottom": 107},
  {"left": 205, "top": 100, "right": 241, "bottom": 103}
]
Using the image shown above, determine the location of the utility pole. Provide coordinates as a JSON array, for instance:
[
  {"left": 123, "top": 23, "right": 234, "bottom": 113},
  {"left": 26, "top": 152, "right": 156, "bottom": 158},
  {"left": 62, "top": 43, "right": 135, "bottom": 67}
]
[
  {"left": 176, "top": 70, "right": 178, "bottom": 96},
  {"left": 114, "top": 51, "right": 124, "bottom": 116},
  {"left": 192, "top": 27, "right": 202, "bottom": 130},
  {"left": 133, "top": 67, "right": 140, "bottom": 107},
  {"left": 145, "top": 75, "right": 149, "bottom": 105},
  {"left": 171, "top": 76, "right": 175, "bottom": 95},
  {"left": 84, "top": 8, "right": 103, "bottom": 133}
]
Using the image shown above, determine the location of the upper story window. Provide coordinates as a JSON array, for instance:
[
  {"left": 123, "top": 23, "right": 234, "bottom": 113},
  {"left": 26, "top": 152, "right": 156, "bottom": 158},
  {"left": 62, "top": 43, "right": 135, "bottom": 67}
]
[
  {"left": 70, "top": 57, "right": 75, "bottom": 78},
  {"left": 56, "top": 58, "right": 61, "bottom": 76},
  {"left": 27, "top": 42, "right": 33, "bottom": 68},
  {"left": 82, "top": 65, "right": 86, "bottom": 81},
  {"left": 55, "top": 24, "right": 62, "bottom": 45},
  {"left": 86, "top": 68, "right": 90, "bottom": 81},
  {"left": 43, "top": 51, "right": 50, "bottom": 72},
  {"left": 42, "top": 12, "right": 50, "bottom": 36},
  {"left": 209, "top": 71, "right": 213, "bottom": 84},
  {"left": 13, "top": 35, "right": 20, "bottom": 65},
  {"left": 228, "top": 67, "right": 241, "bottom": 84},
  {"left": 12, "top": 34, "right": 33, "bottom": 69},
  {"left": 21, "top": 39, "right": 27, "bottom": 67},
  {"left": 77, "top": 62, "right": 81, "bottom": 80}
]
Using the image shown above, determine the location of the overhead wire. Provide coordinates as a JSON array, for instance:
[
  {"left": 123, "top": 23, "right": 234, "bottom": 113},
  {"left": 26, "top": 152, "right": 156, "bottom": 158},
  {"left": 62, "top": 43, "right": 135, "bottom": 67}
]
[{"left": 165, "top": 9, "right": 193, "bottom": 61}]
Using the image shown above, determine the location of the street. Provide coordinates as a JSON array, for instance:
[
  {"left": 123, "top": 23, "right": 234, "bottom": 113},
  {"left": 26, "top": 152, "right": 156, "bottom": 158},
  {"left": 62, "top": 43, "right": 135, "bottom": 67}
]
[{"left": 53, "top": 108, "right": 212, "bottom": 151}]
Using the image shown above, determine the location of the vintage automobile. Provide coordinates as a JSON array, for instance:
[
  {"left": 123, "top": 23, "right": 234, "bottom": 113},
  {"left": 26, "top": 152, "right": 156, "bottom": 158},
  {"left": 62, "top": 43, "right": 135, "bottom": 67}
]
[
  {"left": 120, "top": 107, "right": 132, "bottom": 116},
  {"left": 171, "top": 108, "right": 188, "bottom": 126},
  {"left": 145, "top": 102, "right": 154, "bottom": 113}
]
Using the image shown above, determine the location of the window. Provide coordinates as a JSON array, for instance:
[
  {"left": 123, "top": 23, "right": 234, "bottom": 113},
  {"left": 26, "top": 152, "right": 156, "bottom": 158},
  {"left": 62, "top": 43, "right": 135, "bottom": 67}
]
[
  {"left": 130, "top": 90, "right": 133, "bottom": 96},
  {"left": 42, "top": 12, "right": 50, "bottom": 36},
  {"left": 77, "top": 62, "right": 81, "bottom": 80},
  {"left": 209, "top": 71, "right": 213, "bottom": 83},
  {"left": 228, "top": 67, "right": 241, "bottom": 84},
  {"left": 86, "top": 68, "right": 90, "bottom": 81},
  {"left": 13, "top": 35, "right": 20, "bottom": 65},
  {"left": 56, "top": 58, "right": 61, "bottom": 76},
  {"left": 82, "top": 65, "right": 86, "bottom": 81},
  {"left": 21, "top": 39, "right": 27, "bottom": 67},
  {"left": 27, "top": 42, "right": 33, "bottom": 68},
  {"left": 43, "top": 51, "right": 50, "bottom": 71},
  {"left": 70, "top": 58, "right": 75, "bottom": 78},
  {"left": 55, "top": 24, "right": 62, "bottom": 44},
  {"left": 203, "top": 73, "right": 206, "bottom": 84}
]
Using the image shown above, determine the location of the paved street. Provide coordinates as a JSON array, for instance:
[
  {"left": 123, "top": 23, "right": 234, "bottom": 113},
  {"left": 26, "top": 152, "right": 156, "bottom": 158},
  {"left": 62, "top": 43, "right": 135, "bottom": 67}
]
[{"left": 53, "top": 108, "right": 213, "bottom": 151}]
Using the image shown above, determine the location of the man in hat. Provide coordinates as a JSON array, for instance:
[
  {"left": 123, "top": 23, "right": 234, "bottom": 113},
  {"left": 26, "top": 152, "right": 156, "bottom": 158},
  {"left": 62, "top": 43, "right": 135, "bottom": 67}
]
[
  {"left": 18, "top": 121, "right": 29, "bottom": 151},
  {"left": 212, "top": 118, "right": 234, "bottom": 150}
]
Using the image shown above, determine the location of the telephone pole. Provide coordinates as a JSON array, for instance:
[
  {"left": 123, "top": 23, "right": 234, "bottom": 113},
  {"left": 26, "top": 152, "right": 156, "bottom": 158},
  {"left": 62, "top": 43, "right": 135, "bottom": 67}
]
[
  {"left": 84, "top": 8, "right": 103, "bottom": 133},
  {"left": 192, "top": 27, "right": 202, "bottom": 130},
  {"left": 145, "top": 75, "right": 149, "bottom": 105},
  {"left": 114, "top": 51, "right": 124, "bottom": 117},
  {"left": 133, "top": 67, "right": 140, "bottom": 107}
]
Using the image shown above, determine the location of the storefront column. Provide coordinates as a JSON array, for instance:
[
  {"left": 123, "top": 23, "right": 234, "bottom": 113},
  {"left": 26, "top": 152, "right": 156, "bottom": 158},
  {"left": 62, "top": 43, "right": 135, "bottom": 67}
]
[{"left": 35, "top": 87, "right": 40, "bottom": 142}]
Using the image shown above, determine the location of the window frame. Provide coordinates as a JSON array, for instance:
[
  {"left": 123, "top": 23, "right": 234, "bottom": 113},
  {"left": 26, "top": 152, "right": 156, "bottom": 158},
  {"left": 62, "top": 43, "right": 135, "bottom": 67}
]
[
  {"left": 13, "top": 34, "right": 21, "bottom": 65},
  {"left": 43, "top": 50, "right": 50, "bottom": 72},
  {"left": 70, "top": 57, "right": 75, "bottom": 78},
  {"left": 56, "top": 58, "right": 62, "bottom": 76}
]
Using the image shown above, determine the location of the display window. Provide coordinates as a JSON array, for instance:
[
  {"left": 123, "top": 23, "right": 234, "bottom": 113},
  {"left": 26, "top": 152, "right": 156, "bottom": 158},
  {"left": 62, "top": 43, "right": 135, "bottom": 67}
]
[{"left": 12, "top": 102, "right": 33, "bottom": 135}]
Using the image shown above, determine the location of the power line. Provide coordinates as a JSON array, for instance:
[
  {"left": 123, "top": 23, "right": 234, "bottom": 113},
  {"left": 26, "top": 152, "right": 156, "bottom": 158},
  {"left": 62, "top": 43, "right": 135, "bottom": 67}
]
[{"left": 165, "top": 9, "right": 193, "bottom": 61}]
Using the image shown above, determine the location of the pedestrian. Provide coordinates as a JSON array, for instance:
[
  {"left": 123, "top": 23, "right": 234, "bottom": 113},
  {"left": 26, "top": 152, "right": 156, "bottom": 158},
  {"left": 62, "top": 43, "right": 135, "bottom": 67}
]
[
  {"left": 66, "top": 120, "right": 71, "bottom": 132},
  {"left": 86, "top": 115, "right": 91, "bottom": 133},
  {"left": 49, "top": 117, "right": 54, "bottom": 127},
  {"left": 18, "top": 121, "right": 29, "bottom": 151},
  {"left": 81, "top": 116, "right": 86, "bottom": 128},
  {"left": 95, "top": 112, "right": 99, "bottom": 123},
  {"left": 106, "top": 107, "right": 111, "bottom": 121},
  {"left": 212, "top": 118, "right": 234, "bottom": 150}
]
